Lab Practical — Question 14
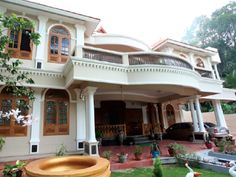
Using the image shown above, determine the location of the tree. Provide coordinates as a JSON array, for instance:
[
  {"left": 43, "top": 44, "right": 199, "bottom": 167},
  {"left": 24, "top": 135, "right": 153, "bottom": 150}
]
[
  {"left": 182, "top": 2, "right": 236, "bottom": 77},
  {"left": 0, "top": 14, "right": 40, "bottom": 123}
]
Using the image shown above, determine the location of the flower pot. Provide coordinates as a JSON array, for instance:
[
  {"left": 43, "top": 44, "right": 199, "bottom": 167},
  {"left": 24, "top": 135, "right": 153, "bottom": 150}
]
[
  {"left": 151, "top": 150, "right": 160, "bottom": 158},
  {"left": 134, "top": 153, "right": 142, "bottom": 160},
  {"left": 205, "top": 142, "right": 213, "bottom": 149},
  {"left": 117, "top": 154, "right": 128, "bottom": 163},
  {"left": 168, "top": 148, "right": 175, "bottom": 157}
]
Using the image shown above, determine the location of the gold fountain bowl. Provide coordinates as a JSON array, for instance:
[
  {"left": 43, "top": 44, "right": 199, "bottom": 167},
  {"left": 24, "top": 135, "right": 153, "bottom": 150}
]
[{"left": 25, "top": 156, "right": 111, "bottom": 177}]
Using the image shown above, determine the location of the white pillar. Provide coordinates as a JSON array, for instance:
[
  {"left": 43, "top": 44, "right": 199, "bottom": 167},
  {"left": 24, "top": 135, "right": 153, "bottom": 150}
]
[
  {"left": 75, "top": 24, "right": 86, "bottom": 58},
  {"left": 207, "top": 57, "right": 216, "bottom": 79},
  {"left": 84, "top": 86, "right": 98, "bottom": 156},
  {"left": 195, "top": 97, "right": 206, "bottom": 132},
  {"left": 29, "top": 88, "right": 42, "bottom": 154},
  {"left": 189, "top": 53, "right": 195, "bottom": 67},
  {"left": 142, "top": 106, "right": 148, "bottom": 124},
  {"left": 189, "top": 100, "right": 199, "bottom": 132},
  {"left": 213, "top": 64, "right": 220, "bottom": 80},
  {"left": 212, "top": 100, "right": 227, "bottom": 128},
  {"left": 35, "top": 16, "right": 48, "bottom": 69},
  {"left": 74, "top": 89, "right": 86, "bottom": 151}
]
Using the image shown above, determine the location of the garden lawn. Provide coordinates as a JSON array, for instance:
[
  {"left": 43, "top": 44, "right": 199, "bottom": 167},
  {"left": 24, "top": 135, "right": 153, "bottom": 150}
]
[{"left": 111, "top": 165, "right": 231, "bottom": 177}]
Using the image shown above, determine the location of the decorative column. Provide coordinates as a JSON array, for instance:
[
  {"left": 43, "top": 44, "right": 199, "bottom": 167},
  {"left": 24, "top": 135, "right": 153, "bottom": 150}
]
[
  {"left": 35, "top": 16, "right": 48, "bottom": 69},
  {"left": 189, "top": 53, "right": 195, "bottom": 67},
  {"left": 189, "top": 100, "right": 199, "bottom": 132},
  {"left": 142, "top": 106, "right": 148, "bottom": 124},
  {"left": 29, "top": 88, "right": 43, "bottom": 154},
  {"left": 212, "top": 100, "right": 227, "bottom": 128},
  {"left": 74, "top": 24, "right": 86, "bottom": 58},
  {"left": 213, "top": 64, "right": 220, "bottom": 80},
  {"left": 207, "top": 57, "right": 216, "bottom": 79},
  {"left": 84, "top": 86, "right": 98, "bottom": 156},
  {"left": 195, "top": 96, "right": 205, "bottom": 132},
  {"left": 74, "top": 89, "right": 86, "bottom": 151}
]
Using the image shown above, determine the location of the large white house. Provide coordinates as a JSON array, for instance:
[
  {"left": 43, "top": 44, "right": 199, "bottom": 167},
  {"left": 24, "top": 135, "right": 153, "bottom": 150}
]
[{"left": 0, "top": 0, "right": 236, "bottom": 161}]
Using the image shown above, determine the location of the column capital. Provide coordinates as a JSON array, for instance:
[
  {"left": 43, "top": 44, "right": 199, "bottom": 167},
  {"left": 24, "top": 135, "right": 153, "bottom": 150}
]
[
  {"left": 37, "top": 15, "right": 48, "bottom": 23},
  {"left": 84, "top": 86, "right": 97, "bottom": 96},
  {"left": 75, "top": 24, "right": 86, "bottom": 31}
]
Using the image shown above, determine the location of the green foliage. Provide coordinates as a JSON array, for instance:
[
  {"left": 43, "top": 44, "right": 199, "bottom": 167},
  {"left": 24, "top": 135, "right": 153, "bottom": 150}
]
[
  {"left": 0, "top": 136, "right": 5, "bottom": 151},
  {"left": 0, "top": 13, "right": 40, "bottom": 103},
  {"left": 224, "top": 70, "right": 236, "bottom": 88},
  {"left": 182, "top": 2, "right": 236, "bottom": 77},
  {"left": 102, "top": 150, "right": 112, "bottom": 160},
  {"left": 167, "top": 142, "right": 186, "bottom": 156},
  {"left": 56, "top": 144, "right": 66, "bottom": 156},
  {"left": 176, "top": 153, "right": 201, "bottom": 168},
  {"left": 150, "top": 141, "right": 160, "bottom": 152},
  {"left": 3, "top": 160, "right": 26, "bottom": 176},
  {"left": 152, "top": 157, "right": 163, "bottom": 177},
  {"left": 134, "top": 145, "right": 143, "bottom": 155},
  {"left": 214, "top": 137, "right": 233, "bottom": 152},
  {"left": 221, "top": 102, "right": 236, "bottom": 114}
]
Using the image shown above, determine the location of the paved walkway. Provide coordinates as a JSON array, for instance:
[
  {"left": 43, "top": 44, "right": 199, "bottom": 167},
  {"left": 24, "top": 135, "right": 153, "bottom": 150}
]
[{"left": 0, "top": 140, "right": 211, "bottom": 176}]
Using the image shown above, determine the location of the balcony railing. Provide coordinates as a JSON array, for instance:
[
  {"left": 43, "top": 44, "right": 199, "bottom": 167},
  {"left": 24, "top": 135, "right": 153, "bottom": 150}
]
[
  {"left": 195, "top": 68, "right": 213, "bottom": 78},
  {"left": 129, "top": 54, "right": 192, "bottom": 69},
  {"left": 96, "top": 124, "right": 126, "bottom": 138},
  {"left": 83, "top": 48, "right": 122, "bottom": 64}
]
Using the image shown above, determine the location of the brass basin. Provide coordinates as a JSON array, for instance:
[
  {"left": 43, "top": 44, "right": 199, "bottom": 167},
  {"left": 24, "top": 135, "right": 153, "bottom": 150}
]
[{"left": 25, "top": 156, "right": 111, "bottom": 177}]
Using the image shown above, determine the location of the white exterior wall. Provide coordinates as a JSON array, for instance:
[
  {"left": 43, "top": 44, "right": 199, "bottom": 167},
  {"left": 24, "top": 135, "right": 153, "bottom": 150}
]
[{"left": 39, "top": 103, "right": 77, "bottom": 153}]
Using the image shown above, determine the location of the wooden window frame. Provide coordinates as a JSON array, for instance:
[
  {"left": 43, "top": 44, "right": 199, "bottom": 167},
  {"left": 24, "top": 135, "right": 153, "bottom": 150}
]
[
  {"left": 44, "top": 91, "right": 69, "bottom": 136},
  {"left": 48, "top": 26, "right": 71, "bottom": 63},
  {"left": 7, "top": 29, "right": 33, "bottom": 60},
  {"left": 0, "top": 94, "right": 28, "bottom": 137}
]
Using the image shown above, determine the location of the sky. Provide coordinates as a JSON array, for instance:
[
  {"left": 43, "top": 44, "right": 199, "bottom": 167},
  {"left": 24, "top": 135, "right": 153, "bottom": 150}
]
[{"left": 29, "top": 0, "right": 231, "bottom": 46}]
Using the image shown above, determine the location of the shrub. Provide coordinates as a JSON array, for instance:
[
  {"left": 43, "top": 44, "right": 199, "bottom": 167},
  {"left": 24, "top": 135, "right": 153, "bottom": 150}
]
[
  {"left": 56, "top": 144, "right": 66, "bottom": 156},
  {"left": 152, "top": 157, "right": 163, "bottom": 177},
  {"left": 102, "top": 151, "right": 112, "bottom": 160},
  {"left": 0, "top": 137, "right": 5, "bottom": 151}
]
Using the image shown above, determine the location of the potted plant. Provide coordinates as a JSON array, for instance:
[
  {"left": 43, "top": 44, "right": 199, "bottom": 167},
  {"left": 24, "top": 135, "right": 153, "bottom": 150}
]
[
  {"left": 133, "top": 145, "right": 143, "bottom": 160},
  {"left": 117, "top": 152, "right": 128, "bottom": 163},
  {"left": 102, "top": 150, "right": 112, "bottom": 160},
  {"left": 204, "top": 133, "right": 213, "bottom": 149},
  {"left": 3, "top": 160, "right": 26, "bottom": 177},
  {"left": 0, "top": 136, "right": 5, "bottom": 151},
  {"left": 150, "top": 141, "right": 160, "bottom": 158},
  {"left": 167, "top": 142, "right": 186, "bottom": 157},
  {"left": 96, "top": 130, "right": 103, "bottom": 146}
]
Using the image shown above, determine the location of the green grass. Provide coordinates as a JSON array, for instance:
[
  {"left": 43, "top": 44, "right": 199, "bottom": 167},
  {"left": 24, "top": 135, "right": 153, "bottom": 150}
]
[{"left": 111, "top": 165, "right": 231, "bottom": 177}]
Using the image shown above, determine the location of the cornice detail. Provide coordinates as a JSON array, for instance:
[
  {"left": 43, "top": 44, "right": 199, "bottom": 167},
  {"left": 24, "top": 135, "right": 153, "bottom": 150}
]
[{"left": 0, "top": 68, "right": 64, "bottom": 78}]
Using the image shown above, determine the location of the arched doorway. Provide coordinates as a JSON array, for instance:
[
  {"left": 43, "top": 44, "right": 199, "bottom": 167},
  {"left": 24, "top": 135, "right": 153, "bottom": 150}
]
[{"left": 166, "top": 104, "right": 175, "bottom": 127}]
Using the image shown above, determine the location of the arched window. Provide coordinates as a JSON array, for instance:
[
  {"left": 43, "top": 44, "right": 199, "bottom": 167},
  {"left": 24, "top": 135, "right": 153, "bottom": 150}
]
[
  {"left": 44, "top": 89, "right": 69, "bottom": 135},
  {"left": 0, "top": 87, "right": 28, "bottom": 136},
  {"left": 196, "top": 58, "right": 205, "bottom": 68},
  {"left": 48, "top": 26, "right": 71, "bottom": 63},
  {"left": 8, "top": 18, "right": 32, "bottom": 59}
]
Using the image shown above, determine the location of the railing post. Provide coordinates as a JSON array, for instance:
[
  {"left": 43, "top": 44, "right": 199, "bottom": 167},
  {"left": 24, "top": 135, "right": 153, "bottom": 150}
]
[{"left": 122, "top": 54, "right": 129, "bottom": 66}]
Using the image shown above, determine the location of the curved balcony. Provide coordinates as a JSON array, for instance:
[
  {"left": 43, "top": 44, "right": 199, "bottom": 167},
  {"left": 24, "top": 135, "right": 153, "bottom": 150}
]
[{"left": 128, "top": 54, "right": 193, "bottom": 70}]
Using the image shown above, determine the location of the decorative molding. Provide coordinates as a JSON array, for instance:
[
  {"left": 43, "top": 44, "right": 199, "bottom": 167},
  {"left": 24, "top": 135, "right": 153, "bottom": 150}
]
[{"left": 0, "top": 68, "right": 64, "bottom": 78}]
